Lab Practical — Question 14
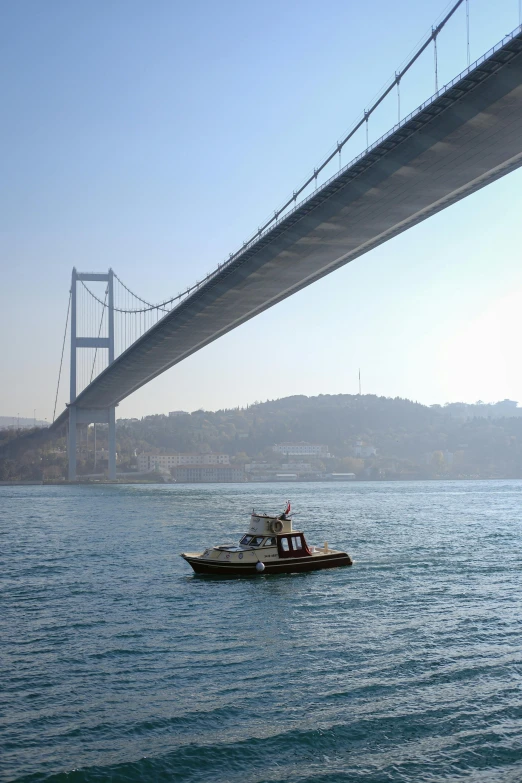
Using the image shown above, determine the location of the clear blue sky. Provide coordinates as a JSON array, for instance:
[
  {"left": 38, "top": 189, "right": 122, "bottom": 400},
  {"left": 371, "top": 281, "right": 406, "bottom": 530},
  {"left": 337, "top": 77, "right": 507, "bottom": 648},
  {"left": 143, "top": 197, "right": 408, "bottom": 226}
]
[{"left": 1, "top": 0, "right": 522, "bottom": 421}]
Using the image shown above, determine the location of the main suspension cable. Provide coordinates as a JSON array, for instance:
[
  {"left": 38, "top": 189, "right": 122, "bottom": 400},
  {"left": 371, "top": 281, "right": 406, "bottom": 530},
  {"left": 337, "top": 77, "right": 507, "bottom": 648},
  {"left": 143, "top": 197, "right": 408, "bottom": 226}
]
[
  {"left": 80, "top": 279, "right": 183, "bottom": 314},
  {"left": 52, "top": 292, "right": 71, "bottom": 423},
  {"left": 113, "top": 271, "right": 164, "bottom": 309}
]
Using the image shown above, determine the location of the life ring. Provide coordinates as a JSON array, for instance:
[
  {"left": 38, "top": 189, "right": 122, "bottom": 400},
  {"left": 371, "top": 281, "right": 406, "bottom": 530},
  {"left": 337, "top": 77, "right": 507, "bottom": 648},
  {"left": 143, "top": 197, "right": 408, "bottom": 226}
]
[{"left": 270, "top": 519, "right": 284, "bottom": 534}]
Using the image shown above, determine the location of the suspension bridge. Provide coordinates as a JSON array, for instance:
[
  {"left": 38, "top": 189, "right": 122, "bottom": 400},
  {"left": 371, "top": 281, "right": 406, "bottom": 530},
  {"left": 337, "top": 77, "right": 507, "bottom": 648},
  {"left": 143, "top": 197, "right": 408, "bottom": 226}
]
[{"left": 14, "top": 1, "right": 522, "bottom": 479}]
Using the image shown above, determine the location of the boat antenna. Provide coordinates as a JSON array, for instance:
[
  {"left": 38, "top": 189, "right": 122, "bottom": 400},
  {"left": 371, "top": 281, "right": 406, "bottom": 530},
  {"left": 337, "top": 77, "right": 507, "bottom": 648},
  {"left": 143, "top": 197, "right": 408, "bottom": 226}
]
[{"left": 358, "top": 368, "right": 361, "bottom": 396}]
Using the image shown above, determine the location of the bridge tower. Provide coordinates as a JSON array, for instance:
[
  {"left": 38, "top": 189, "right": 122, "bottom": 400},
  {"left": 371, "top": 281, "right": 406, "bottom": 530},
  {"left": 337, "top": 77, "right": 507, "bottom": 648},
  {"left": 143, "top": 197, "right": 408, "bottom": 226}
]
[{"left": 67, "top": 268, "right": 116, "bottom": 481}]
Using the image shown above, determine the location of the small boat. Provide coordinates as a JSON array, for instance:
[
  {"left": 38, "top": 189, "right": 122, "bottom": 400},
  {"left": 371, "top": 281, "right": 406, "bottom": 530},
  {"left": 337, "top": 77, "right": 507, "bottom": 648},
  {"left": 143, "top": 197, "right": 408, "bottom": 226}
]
[{"left": 180, "top": 503, "right": 353, "bottom": 576}]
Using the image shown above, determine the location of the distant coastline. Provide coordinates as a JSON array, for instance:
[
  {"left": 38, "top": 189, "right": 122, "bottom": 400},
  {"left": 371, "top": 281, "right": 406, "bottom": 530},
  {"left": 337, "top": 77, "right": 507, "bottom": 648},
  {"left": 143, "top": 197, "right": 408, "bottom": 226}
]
[
  {"left": 1, "top": 477, "right": 520, "bottom": 487},
  {"left": 2, "top": 394, "right": 522, "bottom": 483}
]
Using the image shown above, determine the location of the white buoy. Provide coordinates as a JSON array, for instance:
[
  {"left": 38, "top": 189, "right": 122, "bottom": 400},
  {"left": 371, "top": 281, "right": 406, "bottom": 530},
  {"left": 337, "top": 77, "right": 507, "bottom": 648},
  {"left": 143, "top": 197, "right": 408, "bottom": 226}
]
[{"left": 256, "top": 562, "right": 265, "bottom": 572}]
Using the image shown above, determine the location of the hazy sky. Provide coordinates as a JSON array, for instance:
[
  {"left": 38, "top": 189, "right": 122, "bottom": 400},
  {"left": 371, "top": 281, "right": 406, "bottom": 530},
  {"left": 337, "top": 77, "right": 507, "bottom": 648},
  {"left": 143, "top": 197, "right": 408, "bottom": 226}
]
[{"left": 2, "top": 0, "right": 522, "bottom": 422}]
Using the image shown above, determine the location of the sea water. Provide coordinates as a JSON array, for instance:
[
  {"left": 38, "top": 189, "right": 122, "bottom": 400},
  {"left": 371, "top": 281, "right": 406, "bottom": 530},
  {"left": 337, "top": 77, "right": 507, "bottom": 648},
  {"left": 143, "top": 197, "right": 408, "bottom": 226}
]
[{"left": 1, "top": 481, "right": 521, "bottom": 782}]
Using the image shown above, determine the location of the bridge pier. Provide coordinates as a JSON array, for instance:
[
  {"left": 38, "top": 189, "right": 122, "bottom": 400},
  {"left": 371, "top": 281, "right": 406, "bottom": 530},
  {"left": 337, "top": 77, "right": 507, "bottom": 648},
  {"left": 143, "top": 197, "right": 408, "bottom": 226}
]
[
  {"left": 67, "top": 405, "right": 77, "bottom": 481},
  {"left": 108, "top": 407, "right": 116, "bottom": 481},
  {"left": 67, "top": 406, "right": 116, "bottom": 481}
]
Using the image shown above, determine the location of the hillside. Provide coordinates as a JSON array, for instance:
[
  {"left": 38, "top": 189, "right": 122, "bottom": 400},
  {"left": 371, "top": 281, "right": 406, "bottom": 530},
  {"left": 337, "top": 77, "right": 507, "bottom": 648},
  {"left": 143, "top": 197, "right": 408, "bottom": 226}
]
[
  {"left": 2, "top": 395, "right": 522, "bottom": 481},
  {"left": 117, "top": 395, "right": 522, "bottom": 479}
]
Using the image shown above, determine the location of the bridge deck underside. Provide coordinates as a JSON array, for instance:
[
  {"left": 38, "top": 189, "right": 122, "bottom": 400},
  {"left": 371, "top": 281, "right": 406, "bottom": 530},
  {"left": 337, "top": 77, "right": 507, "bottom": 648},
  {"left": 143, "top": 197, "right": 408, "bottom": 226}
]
[{"left": 53, "top": 32, "right": 522, "bottom": 427}]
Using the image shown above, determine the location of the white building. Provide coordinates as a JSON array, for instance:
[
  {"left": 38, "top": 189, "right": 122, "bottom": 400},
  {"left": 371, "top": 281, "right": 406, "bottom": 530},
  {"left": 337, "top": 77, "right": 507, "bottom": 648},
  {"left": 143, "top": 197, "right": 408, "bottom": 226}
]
[
  {"left": 352, "top": 440, "right": 377, "bottom": 458},
  {"left": 138, "top": 452, "right": 230, "bottom": 472},
  {"left": 272, "top": 442, "right": 329, "bottom": 457},
  {"left": 173, "top": 465, "right": 244, "bottom": 483}
]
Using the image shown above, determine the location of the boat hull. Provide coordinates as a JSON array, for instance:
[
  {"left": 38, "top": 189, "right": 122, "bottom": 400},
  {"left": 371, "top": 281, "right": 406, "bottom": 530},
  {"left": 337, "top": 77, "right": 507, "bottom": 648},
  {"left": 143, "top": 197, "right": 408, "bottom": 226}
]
[{"left": 182, "top": 552, "right": 352, "bottom": 576}]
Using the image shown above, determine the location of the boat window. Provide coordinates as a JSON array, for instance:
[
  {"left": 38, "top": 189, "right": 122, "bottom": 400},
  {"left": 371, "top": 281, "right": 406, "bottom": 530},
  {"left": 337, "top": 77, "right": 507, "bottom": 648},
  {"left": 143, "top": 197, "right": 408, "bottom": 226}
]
[
  {"left": 250, "top": 536, "right": 264, "bottom": 547},
  {"left": 291, "top": 536, "right": 303, "bottom": 551},
  {"left": 240, "top": 535, "right": 253, "bottom": 545},
  {"left": 263, "top": 537, "right": 276, "bottom": 547},
  {"left": 280, "top": 537, "right": 290, "bottom": 552}
]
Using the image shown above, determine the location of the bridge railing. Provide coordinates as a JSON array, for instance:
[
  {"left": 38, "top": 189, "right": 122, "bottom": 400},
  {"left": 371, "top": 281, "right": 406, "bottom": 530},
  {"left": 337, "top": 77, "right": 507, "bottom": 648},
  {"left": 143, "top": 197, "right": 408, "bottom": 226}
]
[
  {"left": 165, "top": 22, "right": 522, "bottom": 314},
  {"left": 264, "top": 23, "right": 522, "bottom": 235}
]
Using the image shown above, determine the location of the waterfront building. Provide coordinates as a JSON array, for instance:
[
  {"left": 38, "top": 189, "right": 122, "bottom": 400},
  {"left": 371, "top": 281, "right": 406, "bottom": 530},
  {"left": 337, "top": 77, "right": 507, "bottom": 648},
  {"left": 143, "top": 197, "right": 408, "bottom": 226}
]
[
  {"left": 349, "top": 440, "right": 377, "bottom": 458},
  {"left": 172, "top": 465, "right": 244, "bottom": 483},
  {"left": 272, "top": 442, "right": 330, "bottom": 457},
  {"left": 137, "top": 452, "right": 230, "bottom": 472}
]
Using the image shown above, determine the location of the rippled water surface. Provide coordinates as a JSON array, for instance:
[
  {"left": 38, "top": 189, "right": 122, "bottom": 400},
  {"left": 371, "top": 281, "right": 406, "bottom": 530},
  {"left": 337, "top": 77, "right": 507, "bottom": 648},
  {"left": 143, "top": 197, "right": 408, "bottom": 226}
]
[{"left": 1, "top": 481, "right": 522, "bottom": 782}]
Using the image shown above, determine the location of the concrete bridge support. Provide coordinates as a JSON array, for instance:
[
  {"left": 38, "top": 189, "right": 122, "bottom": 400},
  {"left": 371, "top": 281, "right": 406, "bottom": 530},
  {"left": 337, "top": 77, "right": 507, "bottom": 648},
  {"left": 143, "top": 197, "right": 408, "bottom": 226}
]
[{"left": 67, "top": 268, "right": 116, "bottom": 481}]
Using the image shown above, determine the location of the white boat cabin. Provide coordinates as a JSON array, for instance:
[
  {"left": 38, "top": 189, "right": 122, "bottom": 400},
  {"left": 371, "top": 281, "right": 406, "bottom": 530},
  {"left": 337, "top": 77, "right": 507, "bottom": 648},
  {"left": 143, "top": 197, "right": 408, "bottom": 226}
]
[{"left": 200, "top": 510, "right": 316, "bottom": 563}]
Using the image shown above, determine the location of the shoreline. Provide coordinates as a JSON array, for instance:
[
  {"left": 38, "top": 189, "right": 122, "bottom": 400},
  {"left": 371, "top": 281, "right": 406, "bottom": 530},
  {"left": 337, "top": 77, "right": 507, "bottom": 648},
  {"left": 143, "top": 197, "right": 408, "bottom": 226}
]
[{"left": 1, "top": 477, "right": 521, "bottom": 487}]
